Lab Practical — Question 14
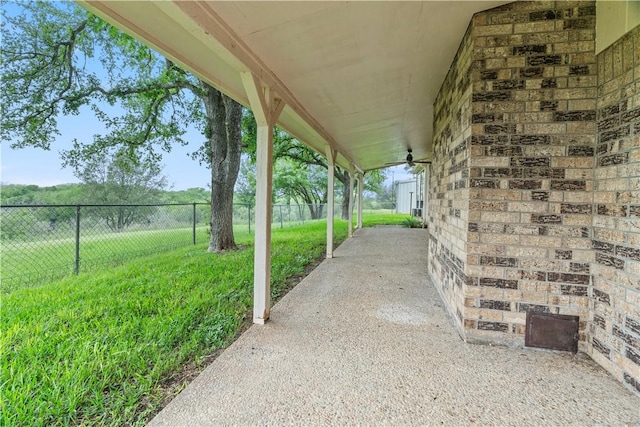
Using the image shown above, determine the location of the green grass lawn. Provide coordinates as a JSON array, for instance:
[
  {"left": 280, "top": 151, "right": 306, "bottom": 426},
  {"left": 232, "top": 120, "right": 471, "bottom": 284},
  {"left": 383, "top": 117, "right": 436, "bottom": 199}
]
[
  {"left": 1, "top": 213, "right": 407, "bottom": 426},
  {"left": 1, "top": 225, "right": 250, "bottom": 292}
]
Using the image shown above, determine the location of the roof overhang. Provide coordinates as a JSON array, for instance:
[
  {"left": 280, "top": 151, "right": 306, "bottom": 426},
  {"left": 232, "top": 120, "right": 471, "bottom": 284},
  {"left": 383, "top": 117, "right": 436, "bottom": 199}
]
[{"left": 78, "top": 1, "right": 510, "bottom": 171}]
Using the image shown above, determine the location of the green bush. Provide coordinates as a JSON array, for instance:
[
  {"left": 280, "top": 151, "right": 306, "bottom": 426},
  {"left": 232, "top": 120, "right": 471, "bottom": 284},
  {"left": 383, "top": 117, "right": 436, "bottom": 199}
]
[{"left": 402, "top": 216, "right": 423, "bottom": 228}]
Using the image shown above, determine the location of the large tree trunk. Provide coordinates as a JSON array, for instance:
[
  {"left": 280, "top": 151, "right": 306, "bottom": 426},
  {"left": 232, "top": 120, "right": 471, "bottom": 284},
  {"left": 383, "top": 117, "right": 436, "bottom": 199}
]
[
  {"left": 340, "top": 174, "right": 351, "bottom": 220},
  {"left": 335, "top": 167, "right": 351, "bottom": 220},
  {"left": 201, "top": 82, "right": 243, "bottom": 252},
  {"left": 307, "top": 203, "right": 318, "bottom": 220},
  {"left": 307, "top": 203, "right": 325, "bottom": 220}
]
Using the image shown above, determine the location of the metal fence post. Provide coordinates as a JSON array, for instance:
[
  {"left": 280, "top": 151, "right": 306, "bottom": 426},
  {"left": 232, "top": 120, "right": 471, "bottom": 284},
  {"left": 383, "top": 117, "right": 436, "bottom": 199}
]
[
  {"left": 74, "top": 205, "right": 80, "bottom": 275},
  {"left": 279, "top": 205, "right": 283, "bottom": 229},
  {"left": 248, "top": 205, "right": 251, "bottom": 233},
  {"left": 191, "top": 202, "right": 196, "bottom": 245},
  {"left": 192, "top": 202, "right": 196, "bottom": 245}
]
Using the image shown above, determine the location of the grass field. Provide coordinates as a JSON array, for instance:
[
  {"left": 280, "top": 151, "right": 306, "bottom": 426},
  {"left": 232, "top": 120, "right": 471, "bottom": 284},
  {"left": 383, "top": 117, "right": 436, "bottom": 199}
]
[
  {"left": 2, "top": 209, "right": 406, "bottom": 292},
  {"left": 1, "top": 224, "right": 248, "bottom": 292},
  {"left": 1, "top": 213, "right": 408, "bottom": 426}
]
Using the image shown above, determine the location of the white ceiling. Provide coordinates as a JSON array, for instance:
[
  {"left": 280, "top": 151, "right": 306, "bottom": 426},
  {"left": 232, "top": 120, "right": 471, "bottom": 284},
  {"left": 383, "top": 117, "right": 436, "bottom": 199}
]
[{"left": 80, "top": 1, "right": 509, "bottom": 171}]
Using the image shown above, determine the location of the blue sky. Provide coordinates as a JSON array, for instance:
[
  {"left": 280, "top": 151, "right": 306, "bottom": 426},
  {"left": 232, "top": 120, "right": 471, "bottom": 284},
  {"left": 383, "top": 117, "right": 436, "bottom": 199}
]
[{"left": 1, "top": 109, "right": 213, "bottom": 190}]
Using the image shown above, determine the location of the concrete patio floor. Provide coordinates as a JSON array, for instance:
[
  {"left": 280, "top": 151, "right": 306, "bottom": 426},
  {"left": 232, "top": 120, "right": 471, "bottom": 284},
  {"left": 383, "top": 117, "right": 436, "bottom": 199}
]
[{"left": 149, "top": 227, "right": 639, "bottom": 426}]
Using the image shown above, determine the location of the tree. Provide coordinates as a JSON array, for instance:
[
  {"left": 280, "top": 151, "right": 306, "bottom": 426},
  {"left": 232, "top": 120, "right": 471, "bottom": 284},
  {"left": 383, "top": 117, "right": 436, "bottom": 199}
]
[
  {"left": 0, "top": 184, "right": 41, "bottom": 204},
  {"left": 241, "top": 111, "right": 386, "bottom": 220},
  {"left": 270, "top": 138, "right": 386, "bottom": 220},
  {"left": 0, "top": 184, "right": 84, "bottom": 232},
  {"left": 273, "top": 159, "right": 329, "bottom": 219},
  {"left": 75, "top": 149, "right": 167, "bottom": 231},
  {"left": 235, "top": 153, "right": 330, "bottom": 219},
  {"left": 1, "top": 1, "right": 242, "bottom": 251},
  {"left": 374, "top": 181, "right": 396, "bottom": 209},
  {"left": 234, "top": 156, "right": 256, "bottom": 206}
]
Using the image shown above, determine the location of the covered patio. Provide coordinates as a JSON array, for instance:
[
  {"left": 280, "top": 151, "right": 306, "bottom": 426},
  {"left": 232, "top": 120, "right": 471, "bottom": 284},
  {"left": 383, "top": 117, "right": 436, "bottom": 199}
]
[
  {"left": 149, "top": 227, "right": 638, "bottom": 425},
  {"left": 81, "top": 0, "right": 640, "bottom": 403},
  {"left": 79, "top": 0, "right": 509, "bottom": 325}
]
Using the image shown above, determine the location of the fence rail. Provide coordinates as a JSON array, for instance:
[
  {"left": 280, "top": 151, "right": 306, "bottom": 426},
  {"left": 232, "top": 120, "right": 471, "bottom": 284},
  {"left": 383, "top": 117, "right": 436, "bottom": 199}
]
[{"left": 1, "top": 201, "right": 351, "bottom": 292}]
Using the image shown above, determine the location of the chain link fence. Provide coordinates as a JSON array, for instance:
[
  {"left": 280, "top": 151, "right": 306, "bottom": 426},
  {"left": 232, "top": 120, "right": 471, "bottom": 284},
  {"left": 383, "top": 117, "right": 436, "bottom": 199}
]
[{"left": 1, "top": 202, "right": 342, "bottom": 292}]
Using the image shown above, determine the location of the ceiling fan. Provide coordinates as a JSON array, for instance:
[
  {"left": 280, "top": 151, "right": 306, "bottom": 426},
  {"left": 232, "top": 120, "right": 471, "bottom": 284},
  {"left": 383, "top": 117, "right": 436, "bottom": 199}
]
[{"left": 385, "top": 149, "right": 431, "bottom": 168}]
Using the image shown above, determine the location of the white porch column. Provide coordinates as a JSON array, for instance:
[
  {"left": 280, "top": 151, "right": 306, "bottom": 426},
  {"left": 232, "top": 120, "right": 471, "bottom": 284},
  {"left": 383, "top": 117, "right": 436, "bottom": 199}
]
[
  {"left": 326, "top": 147, "right": 337, "bottom": 258},
  {"left": 422, "top": 167, "right": 429, "bottom": 224},
  {"left": 348, "top": 166, "right": 355, "bottom": 237},
  {"left": 242, "top": 72, "right": 284, "bottom": 325},
  {"left": 357, "top": 172, "right": 363, "bottom": 229}
]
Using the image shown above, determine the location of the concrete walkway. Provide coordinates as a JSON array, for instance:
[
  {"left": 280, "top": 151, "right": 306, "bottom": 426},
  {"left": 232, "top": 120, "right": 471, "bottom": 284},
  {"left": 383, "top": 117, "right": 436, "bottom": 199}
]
[{"left": 149, "top": 227, "right": 639, "bottom": 426}]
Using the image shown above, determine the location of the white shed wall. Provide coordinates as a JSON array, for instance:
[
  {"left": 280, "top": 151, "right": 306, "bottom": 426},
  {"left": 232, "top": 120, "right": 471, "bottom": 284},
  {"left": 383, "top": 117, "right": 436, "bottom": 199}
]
[{"left": 395, "top": 180, "right": 416, "bottom": 214}]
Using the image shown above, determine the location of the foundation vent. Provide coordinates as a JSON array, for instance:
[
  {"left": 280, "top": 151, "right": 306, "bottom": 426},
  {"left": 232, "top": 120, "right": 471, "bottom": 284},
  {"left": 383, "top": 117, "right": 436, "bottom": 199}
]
[{"left": 525, "top": 312, "right": 579, "bottom": 353}]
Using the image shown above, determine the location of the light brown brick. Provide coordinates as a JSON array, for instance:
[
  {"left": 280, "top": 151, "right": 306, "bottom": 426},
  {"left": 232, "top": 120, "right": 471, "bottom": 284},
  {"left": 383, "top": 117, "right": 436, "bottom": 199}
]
[
  {"left": 524, "top": 123, "right": 567, "bottom": 134},
  {"left": 567, "top": 121, "right": 596, "bottom": 134},
  {"left": 514, "top": 21, "right": 555, "bottom": 34},
  {"left": 567, "top": 76, "right": 598, "bottom": 88},
  {"left": 519, "top": 235, "right": 562, "bottom": 248},
  {"left": 568, "top": 98, "right": 597, "bottom": 110},
  {"left": 474, "top": 23, "right": 513, "bottom": 36},
  {"left": 562, "top": 192, "right": 593, "bottom": 203},
  {"left": 507, "top": 201, "right": 551, "bottom": 213},
  {"left": 505, "top": 246, "right": 548, "bottom": 258},
  {"left": 480, "top": 211, "right": 520, "bottom": 223},
  {"left": 552, "top": 157, "right": 595, "bottom": 169},
  {"left": 480, "top": 233, "right": 520, "bottom": 245}
]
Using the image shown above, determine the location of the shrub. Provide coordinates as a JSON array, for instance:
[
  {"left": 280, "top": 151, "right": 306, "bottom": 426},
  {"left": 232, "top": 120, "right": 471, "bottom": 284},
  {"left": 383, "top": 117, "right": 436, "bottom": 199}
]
[{"left": 402, "top": 216, "right": 423, "bottom": 228}]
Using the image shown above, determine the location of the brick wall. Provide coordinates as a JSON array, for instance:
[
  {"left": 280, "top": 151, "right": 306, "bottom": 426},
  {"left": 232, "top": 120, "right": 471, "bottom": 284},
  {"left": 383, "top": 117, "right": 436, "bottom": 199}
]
[
  {"left": 430, "top": 0, "right": 598, "bottom": 344},
  {"left": 429, "top": 0, "right": 640, "bottom": 397},
  {"left": 428, "top": 26, "right": 473, "bottom": 335},
  {"left": 591, "top": 25, "right": 640, "bottom": 395},
  {"left": 465, "top": 1, "right": 597, "bottom": 344}
]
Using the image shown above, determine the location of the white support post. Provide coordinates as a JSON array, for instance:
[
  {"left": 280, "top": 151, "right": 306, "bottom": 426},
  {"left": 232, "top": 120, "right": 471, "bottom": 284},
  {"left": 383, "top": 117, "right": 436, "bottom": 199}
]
[
  {"left": 242, "top": 72, "right": 284, "bottom": 325},
  {"left": 326, "top": 147, "right": 337, "bottom": 258},
  {"left": 357, "top": 172, "right": 363, "bottom": 229},
  {"left": 422, "top": 167, "right": 429, "bottom": 225},
  {"left": 348, "top": 166, "right": 355, "bottom": 238}
]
